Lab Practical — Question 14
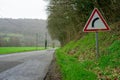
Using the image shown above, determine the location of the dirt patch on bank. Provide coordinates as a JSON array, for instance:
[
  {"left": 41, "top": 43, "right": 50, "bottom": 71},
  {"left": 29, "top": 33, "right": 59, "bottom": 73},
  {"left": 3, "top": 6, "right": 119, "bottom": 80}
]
[{"left": 44, "top": 55, "right": 62, "bottom": 80}]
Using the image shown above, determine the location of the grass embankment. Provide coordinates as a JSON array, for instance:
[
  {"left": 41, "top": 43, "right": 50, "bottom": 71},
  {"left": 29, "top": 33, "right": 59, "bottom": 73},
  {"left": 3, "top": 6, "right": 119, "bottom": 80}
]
[
  {"left": 0, "top": 47, "right": 45, "bottom": 54},
  {"left": 56, "top": 22, "right": 120, "bottom": 80}
]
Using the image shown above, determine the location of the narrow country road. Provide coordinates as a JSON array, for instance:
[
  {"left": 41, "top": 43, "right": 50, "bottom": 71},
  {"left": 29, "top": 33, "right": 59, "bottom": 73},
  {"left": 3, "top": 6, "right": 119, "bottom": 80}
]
[{"left": 0, "top": 49, "right": 55, "bottom": 80}]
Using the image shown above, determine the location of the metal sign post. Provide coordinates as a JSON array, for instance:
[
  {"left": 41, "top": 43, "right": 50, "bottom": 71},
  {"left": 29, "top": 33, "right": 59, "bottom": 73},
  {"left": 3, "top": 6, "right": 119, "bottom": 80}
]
[
  {"left": 36, "top": 33, "right": 39, "bottom": 50},
  {"left": 45, "top": 33, "right": 47, "bottom": 49},
  {"left": 95, "top": 32, "right": 99, "bottom": 58}
]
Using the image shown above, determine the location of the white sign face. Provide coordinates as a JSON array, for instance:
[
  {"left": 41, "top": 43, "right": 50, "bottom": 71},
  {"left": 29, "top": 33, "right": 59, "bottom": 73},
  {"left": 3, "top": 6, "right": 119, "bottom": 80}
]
[{"left": 83, "top": 8, "right": 110, "bottom": 32}]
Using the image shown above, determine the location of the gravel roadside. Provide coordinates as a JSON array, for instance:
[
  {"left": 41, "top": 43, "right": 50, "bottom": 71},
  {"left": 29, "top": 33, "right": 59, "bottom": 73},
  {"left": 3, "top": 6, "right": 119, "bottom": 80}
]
[{"left": 44, "top": 54, "right": 62, "bottom": 80}]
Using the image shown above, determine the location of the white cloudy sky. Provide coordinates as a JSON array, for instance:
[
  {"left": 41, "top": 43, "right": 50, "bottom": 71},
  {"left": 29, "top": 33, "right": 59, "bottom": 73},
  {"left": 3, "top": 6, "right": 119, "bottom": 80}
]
[{"left": 0, "top": 0, "right": 48, "bottom": 19}]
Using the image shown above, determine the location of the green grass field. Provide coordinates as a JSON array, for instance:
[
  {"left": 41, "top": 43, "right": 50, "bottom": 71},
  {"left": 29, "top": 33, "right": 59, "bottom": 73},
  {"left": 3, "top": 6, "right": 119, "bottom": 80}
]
[{"left": 0, "top": 47, "right": 45, "bottom": 54}]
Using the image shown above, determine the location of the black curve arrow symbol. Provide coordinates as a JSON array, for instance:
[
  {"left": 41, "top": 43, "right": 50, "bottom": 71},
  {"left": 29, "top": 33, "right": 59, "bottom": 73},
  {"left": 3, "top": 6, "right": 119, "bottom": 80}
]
[{"left": 92, "top": 17, "right": 99, "bottom": 28}]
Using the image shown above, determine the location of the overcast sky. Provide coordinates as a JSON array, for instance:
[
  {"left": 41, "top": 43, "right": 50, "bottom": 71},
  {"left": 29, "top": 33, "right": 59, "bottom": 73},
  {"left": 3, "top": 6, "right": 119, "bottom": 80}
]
[{"left": 0, "top": 0, "right": 48, "bottom": 20}]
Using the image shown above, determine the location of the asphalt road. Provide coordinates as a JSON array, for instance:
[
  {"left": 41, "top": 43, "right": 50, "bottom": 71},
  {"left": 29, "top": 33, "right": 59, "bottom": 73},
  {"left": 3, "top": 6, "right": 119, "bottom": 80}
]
[{"left": 0, "top": 49, "right": 55, "bottom": 80}]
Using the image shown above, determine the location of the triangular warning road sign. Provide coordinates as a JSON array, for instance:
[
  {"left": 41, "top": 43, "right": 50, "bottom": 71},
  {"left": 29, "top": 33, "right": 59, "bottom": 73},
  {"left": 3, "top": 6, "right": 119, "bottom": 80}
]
[{"left": 83, "top": 8, "right": 110, "bottom": 32}]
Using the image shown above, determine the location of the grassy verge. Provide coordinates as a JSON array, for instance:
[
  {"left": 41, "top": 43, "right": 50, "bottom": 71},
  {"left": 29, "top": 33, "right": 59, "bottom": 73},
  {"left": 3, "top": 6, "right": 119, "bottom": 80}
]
[
  {"left": 56, "top": 45, "right": 120, "bottom": 80},
  {"left": 56, "top": 22, "right": 120, "bottom": 80},
  {"left": 0, "top": 47, "right": 45, "bottom": 54},
  {"left": 56, "top": 49, "right": 97, "bottom": 80}
]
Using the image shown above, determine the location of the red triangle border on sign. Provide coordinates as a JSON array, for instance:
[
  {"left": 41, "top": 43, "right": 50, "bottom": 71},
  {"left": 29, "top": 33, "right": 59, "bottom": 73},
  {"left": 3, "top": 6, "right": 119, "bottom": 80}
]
[{"left": 83, "top": 8, "right": 110, "bottom": 32}]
